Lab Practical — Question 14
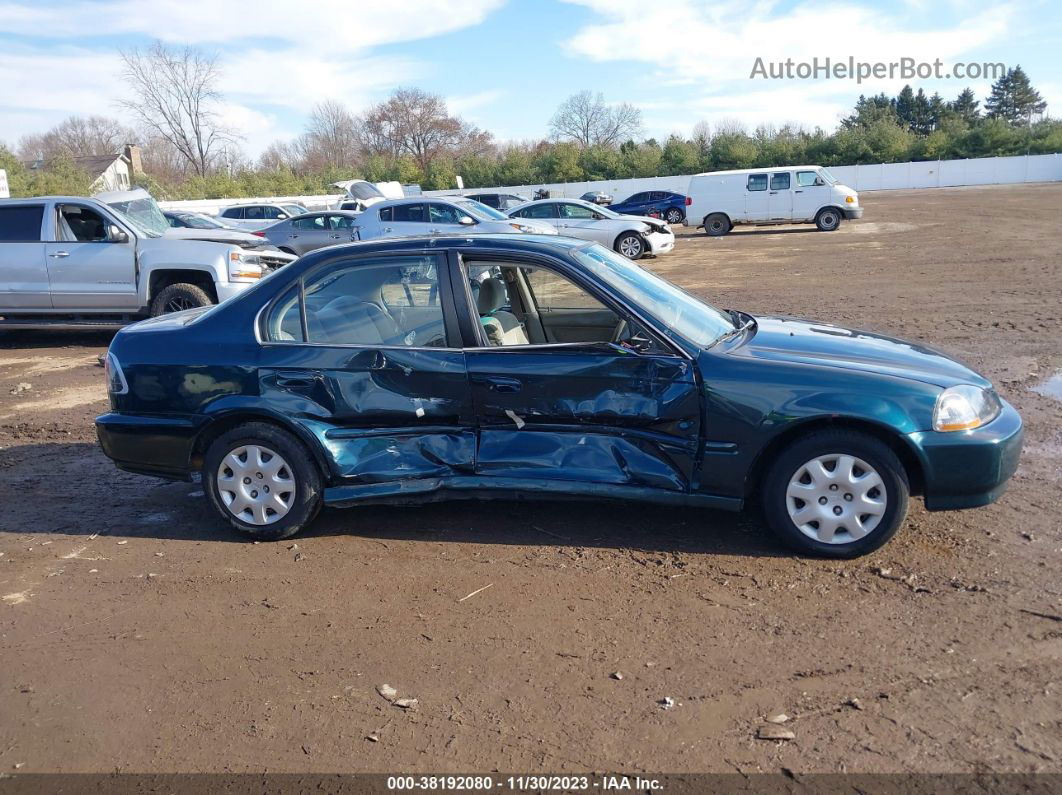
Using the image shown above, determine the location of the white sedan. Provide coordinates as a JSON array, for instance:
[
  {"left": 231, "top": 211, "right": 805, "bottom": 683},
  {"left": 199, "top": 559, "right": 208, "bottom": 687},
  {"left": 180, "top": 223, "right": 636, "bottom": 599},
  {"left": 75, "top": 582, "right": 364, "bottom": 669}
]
[
  {"left": 354, "top": 197, "right": 557, "bottom": 240},
  {"left": 507, "top": 198, "right": 675, "bottom": 259}
]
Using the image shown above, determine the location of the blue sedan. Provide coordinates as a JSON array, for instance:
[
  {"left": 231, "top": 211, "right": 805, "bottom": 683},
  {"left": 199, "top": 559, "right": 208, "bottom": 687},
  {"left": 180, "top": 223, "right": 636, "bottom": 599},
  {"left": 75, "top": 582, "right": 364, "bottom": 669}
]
[
  {"left": 96, "top": 235, "right": 1021, "bottom": 557},
  {"left": 608, "top": 191, "right": 688, "bottom": 225}
]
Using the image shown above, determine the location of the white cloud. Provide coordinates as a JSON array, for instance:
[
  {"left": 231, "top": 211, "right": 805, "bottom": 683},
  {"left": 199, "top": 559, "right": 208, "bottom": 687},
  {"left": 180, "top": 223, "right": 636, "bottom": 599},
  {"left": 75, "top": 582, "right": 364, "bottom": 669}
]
[{"left": 0, "top": 0, "right": 507, "bottom": 153}]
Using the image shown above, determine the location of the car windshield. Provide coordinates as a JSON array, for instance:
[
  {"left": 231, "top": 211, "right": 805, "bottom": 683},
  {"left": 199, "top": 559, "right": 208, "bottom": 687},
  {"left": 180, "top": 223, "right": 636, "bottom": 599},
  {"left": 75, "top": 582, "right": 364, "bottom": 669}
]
[
  {"left": 455, "top": 199, "right": 508, "bottom": 221},
  {"left": 283, "top": 205, "right": 307, "bottom": 216},
  {"left": 572, "top": 244, "right": 735, "bottom": 348},
  {"left": 586, "top": 202, "right": 620, "bottom": 219},
  {"left": 105, "top": 197, "right": 166, "bottom": 237},
  {"left": 818, "top": 168, "right": 838, "bottom": 185},
  {"left": 178, "top": 213, "right": 226, "bottom": 229}
]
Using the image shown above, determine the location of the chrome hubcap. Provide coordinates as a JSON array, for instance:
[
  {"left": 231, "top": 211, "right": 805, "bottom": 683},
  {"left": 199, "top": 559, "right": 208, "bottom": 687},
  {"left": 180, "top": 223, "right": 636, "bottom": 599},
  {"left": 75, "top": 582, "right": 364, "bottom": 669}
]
[
  {"left": 619, "top": 236, "right": 642, "bottom": 257},
  {"left": 216, "top": 444, "right": 295, "bottom": 525},
  {"left": 785, "top": 453, "right": 886, "bottom": 544},
  {"left": 666, "top": 209, "right": 682, "bottom": 223}
]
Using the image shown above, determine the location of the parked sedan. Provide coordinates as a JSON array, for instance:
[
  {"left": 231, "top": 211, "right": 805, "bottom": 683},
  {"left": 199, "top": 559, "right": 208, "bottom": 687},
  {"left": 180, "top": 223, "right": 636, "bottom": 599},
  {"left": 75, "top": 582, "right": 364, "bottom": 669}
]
[
  {"left": 96, "top": 235, "right": 1022, "bottom": 557},
  {"left": 256, "top": 211, "right": 361, "bottom": 256},
  {"left": 508, "top": 198, "right": 673, "bottom": 259},
  {"left": 609, "top": 190, "right": 688, "bottom": 225},
  {"left": 218, "top": 203, "right": 308, "bottom": 231},
  {"left": 355, "top": 197, "right": 557, "bottom": 240},
  {"left": 580, "top": 191, "right": 613, "bottom": 205},
  {"left": 464, "top": 192, "right": 529, "bottom": 211}
]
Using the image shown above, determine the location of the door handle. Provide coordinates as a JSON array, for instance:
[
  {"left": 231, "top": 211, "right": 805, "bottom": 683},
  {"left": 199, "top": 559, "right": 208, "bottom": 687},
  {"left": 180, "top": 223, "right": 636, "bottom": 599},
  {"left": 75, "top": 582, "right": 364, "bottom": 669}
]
[
  {"left": 288, "top": 234, "right": 299, "bottom": 239},
  {"left": 477, "top": 376, "right": 522, "bottom": 393},
  {"left": 49, "top": 251, "right": 70, "bottom": 258},
  {"left": 794, "top": 190, "right": 803, "bottom": 193},
  {"left": 275, "top": 371, "right": 316, "bottom": 388},
  {"left": 428, "top": 228, "right": 440, "bottom": 234},
  {"left": 769, "top": 191, "right": 778, "bottom": 195},
  {"left": 329, "top": 234, "right": 342, "bottom": 239},
  {"left": 382, "top": 227, "right": 392, "bottom": 233}
]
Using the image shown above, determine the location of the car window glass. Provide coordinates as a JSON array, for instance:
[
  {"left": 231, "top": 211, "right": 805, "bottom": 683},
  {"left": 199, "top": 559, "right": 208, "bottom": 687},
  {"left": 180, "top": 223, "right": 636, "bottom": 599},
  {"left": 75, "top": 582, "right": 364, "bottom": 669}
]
[
  {"left": 0, "top": 205, "right": 44, "bottom": 241},
  {"left": 378, "top": 206, "right": 392, "bottom": 222},
  {"left": 796, "top": 171, "right": 819, "bottom": 187},
  {"left": 649, "top": 192, "right": 667, "bottom": 201},
  {"left": 261, "top": 206, "right": 284, "bottom": 219},
  {"left": 560, "top": 203, "right": 596, "bottom": 219},
  {"left": 429, "top": 203, "right": 462, "bottom": 224},
  {"left": 58, "top": 205, "right": 109, "bottom": 242},
  {"left": 293, "top": 216, "right": 326, "bottom": 231},
  {"left": 298, "top": 256, "right": 445, "bottom": 347},
  {"left": 770, "top": 172, "right": 791, "bottom": 190},
  {"left": 264, "top": 285, "right": 304, "bottom": 342},
  {"left": 392, "top": 204, "right": 426, "bottom": 223},
  {"left": 222, "top": 207, "right": 242, "bottom": 218},
  {"left": 518, "top": 203, "right": 556, "bottom": 219},
  {"left": 328, "top": 215, "right": 356, "bottom": 230},
  {"left": 747, "top": 174, "right": 768, "bottom": 191},
  {"left": 524, "top": 266, "right": 606, "bottom": 310},
  {"left": 244, "top": 206, "right": 264, "bottom": 219}
]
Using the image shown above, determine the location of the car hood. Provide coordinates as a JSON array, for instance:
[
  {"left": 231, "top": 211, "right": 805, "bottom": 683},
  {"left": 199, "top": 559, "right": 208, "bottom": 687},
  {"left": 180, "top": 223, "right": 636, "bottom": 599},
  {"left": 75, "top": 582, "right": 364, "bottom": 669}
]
[
  {"left": 618, "top": 214, "right": 670, "bottom": 234},
  {"left": 736, "top": 315, "right": 991, "bottom": 389},
  {"left": 164, "top": 228, "right": 262, "bottom": 245}
]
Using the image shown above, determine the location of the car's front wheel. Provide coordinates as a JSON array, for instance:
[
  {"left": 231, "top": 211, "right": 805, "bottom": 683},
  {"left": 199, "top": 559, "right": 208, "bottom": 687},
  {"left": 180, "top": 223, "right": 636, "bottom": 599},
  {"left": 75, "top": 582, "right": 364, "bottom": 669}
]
[
  {"left": 815, "top": 207, "right": 842, "bottom": 231},
  {"left": 204, "top": 422, "right": 322, "bottom": 541},
  {"left": 761, "top": 430, "right": 909, "bottom": 558},
  {"left": 615, "top": 232, "right": 645, "bottom": 260},
  {"left": 150, "top": 283, "right": 213, "bottom": 317},
  {"left": 665, "top": 207, "right": 684, "bottom": 224}
]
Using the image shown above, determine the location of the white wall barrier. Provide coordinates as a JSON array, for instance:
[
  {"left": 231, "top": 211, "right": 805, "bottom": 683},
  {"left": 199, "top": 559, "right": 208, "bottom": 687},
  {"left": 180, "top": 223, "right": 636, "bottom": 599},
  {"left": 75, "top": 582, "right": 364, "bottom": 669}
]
[{"left": 158, "top": 154, "right": 1061, "bottom": 213}]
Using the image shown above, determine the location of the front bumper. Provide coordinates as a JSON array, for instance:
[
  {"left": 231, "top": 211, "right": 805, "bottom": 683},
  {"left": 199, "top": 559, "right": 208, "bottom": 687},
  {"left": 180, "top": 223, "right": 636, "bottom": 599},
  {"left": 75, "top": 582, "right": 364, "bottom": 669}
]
[
  {"left": 843, "top": 206, "right": 864, "bottom": 220},
  {"left": 215, "top": 281, "right": 255, "bottom": 303},
  {"left": 908, "top": 400, "right": 1023, "bottom": 510},
  {"left": 645, "top": 230, "right": 675, "bottom": 255}
]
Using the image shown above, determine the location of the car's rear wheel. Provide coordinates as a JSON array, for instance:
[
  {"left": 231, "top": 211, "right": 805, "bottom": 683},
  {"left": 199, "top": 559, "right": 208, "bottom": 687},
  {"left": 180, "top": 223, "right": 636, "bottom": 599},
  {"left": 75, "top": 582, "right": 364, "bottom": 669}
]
[
  {"left": 204, "top": 422, "right": 322, "bottom": 541},
  {"left": 704, "top": 213, "right": 731, "bottom": 236},
  {"left": 761, "top": 430, "right": 909, "bottom": 558},
  {"left": 665, "top": 207, "right": 684, "bottom": 224},
  {"left": 150, "top": 283, "right": 213, "bottom": 317},
  {"left": 815, "top": 207, "right": 842, "bottom": 231},
  {"left": 615, "top": 232, "right": 645, "bottom": 260}
]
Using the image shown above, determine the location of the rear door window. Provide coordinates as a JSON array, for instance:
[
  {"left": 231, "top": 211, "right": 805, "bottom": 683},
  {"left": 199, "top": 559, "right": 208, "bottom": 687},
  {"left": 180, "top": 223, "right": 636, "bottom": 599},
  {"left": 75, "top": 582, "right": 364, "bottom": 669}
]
[
  {"left": 770, "top": 173, "right": 791, "bottom": 190},
  {"left": 0, "top": 205, "right": 45, "bottom": 242},
  {"left": 747, "top": 174, "right": 768, "bottom": 191}
]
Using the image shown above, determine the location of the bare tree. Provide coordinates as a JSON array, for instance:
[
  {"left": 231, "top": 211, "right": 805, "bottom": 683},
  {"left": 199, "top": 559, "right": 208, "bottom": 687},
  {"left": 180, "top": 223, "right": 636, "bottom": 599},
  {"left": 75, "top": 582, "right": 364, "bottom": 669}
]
[
  {"left": 359, "top": 88, "right": 493, "bottom": 173},
  {"left": 18, "top": 115, "right": 135, "bottom": 160},
  {"left": 117, "top": 42, "right": 237, "bottom": 177},
  {"left": 548, "top": 91, "right": 643, "bottom": 148},
  {"left": 258, "top": 139, "right": 301, "bottom": 171},
  {"left": 299, "top": 101, "right": 361, "bottom": 171}
]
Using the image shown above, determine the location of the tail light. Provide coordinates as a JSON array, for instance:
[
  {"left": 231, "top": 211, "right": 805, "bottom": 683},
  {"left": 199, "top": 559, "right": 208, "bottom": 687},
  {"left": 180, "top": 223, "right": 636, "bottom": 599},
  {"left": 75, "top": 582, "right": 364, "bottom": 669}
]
[
  {"left": 685, "top": 196, "right": 692, "bottom": 206},
  {"left": 252, "top": 231, "right": 266, "bottom": 237}
]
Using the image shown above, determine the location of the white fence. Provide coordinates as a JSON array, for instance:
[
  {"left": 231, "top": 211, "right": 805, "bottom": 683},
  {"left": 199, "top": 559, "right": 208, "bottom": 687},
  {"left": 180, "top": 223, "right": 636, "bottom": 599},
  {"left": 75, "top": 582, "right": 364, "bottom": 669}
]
[{"left": 158, "top": 153, "right": 1061, "bottom": 214}]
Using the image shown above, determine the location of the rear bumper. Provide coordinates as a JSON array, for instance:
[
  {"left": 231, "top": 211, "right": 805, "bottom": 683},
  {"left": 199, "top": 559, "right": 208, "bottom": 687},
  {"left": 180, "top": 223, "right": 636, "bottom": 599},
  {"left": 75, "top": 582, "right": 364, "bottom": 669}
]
[
  {"left": 909, "top": 400, "right": 1023, "bottom": 511},
  {"left": 843, "top": 206, "right": 864, "bottom": 220},
  {"left": 95, "top": 412, "right": 203, "bottom": 480}
]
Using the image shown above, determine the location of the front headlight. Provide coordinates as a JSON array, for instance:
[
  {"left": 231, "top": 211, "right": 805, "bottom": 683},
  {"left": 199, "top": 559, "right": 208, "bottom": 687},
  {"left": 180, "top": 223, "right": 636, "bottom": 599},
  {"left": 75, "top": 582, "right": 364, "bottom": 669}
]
[
  {"left": 933, "top": 385, "right": 1001, "bottom": 431},
  {"left": 228, "top": 250, "right": 263, "bottom": 282}
]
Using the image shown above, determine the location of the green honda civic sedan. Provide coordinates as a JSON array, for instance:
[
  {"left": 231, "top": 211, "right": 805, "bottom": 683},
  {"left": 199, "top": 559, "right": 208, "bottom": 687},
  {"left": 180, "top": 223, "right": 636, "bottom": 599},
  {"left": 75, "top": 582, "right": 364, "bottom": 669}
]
[{"left": 95, "top": 235, "right": 1023, "bottom": 557}]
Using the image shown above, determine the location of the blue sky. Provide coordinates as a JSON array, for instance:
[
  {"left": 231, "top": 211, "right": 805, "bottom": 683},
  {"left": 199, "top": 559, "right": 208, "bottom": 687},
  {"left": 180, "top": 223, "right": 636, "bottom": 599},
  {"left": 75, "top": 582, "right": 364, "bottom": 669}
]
[{"left": 1, "top": 0, "right": 1059, "bottom": 156}]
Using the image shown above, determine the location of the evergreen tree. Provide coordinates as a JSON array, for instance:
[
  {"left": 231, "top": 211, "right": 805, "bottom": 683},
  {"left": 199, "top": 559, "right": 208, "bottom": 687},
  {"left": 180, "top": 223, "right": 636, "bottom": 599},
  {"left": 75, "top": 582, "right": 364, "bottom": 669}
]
[
  {"left": 894, "top": 85, "right": 917, "bottom": 128},
  {"left": 986, "top": 66, "right": 1047, "bottom": 125},
  {"left": 950, "top": 88, "right": 981, "bottom": 124}
]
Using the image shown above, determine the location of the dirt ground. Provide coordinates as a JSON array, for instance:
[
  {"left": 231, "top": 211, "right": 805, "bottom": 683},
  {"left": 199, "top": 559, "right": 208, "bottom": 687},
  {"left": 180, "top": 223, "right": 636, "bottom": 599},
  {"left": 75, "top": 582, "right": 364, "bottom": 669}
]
[{"left": 1, "top": 183, "right": 1060, "bottom": 776}]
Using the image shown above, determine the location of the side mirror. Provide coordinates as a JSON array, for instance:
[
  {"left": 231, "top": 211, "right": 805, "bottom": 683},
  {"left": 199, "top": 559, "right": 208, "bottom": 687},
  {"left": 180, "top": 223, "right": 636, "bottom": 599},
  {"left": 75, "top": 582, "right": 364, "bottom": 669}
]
[
  {"left": 108, "top": 225, "right": 129, "bottom": 243},
  {"left": 277, "top": 213, "right": 288, "bottom": 220},
  {"left": 458, "top": 215, "right": 475, "bottom": 226},
  {"left": 814, "top": 178, "right": 825, "bottom": 186}
]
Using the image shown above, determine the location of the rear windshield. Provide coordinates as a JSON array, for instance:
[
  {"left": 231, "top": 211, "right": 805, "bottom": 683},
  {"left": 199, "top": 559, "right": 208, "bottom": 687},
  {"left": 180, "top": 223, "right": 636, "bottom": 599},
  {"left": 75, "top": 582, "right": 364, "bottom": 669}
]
[{"left": 0, "top": 205, "right": 44, "bottom": 242}]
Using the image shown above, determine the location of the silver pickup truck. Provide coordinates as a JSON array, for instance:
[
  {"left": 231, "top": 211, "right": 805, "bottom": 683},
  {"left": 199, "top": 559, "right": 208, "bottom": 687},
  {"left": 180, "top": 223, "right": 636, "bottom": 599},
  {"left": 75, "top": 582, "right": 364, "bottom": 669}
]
[{"left": 0, "top": 195, "right": 271, "bottom": 329}]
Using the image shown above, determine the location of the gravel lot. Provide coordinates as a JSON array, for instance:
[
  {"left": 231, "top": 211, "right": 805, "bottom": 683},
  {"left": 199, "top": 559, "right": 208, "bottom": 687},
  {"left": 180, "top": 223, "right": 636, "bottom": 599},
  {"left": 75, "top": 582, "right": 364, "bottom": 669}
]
[{"left": 1, "top": 183, "right": 1060, "bottom": 774}]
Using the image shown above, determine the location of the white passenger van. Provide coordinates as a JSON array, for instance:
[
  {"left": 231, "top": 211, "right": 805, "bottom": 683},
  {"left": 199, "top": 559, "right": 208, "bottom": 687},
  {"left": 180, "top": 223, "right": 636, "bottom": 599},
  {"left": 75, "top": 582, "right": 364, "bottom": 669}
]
[{"left": 686, "top": 165, "right": 862, "bottom": 236}]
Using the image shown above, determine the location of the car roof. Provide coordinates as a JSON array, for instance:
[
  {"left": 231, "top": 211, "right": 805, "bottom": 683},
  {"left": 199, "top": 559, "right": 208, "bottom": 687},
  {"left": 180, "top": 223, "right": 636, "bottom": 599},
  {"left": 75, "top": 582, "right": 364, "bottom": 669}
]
[
  {"left": 693, "top": 165, "right": 823, "bottom": 176},
  {"left": 0, "top": 195, "right": 105, "bottom": 204},
  {"left": 371, "top": 196, "right": 474, "bottom": 209},
  {"left": 507, "top": 197, "right": 600, "bottom": 213},
  {"left": 292, "top": 233, "right": 589, "bottom": 264}
]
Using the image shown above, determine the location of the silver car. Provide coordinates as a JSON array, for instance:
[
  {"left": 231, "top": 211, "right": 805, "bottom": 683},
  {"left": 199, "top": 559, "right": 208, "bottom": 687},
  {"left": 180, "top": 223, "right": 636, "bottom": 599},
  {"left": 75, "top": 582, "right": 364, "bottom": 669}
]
[
  {"left": 508, "top": 198, "right": 675, "bottom": 260},
  {"left": 258, "top": 210, "right": 361, "bottom": 256},
  {"left": 355, "top": 197, "right": 557, "bottom": 241}
]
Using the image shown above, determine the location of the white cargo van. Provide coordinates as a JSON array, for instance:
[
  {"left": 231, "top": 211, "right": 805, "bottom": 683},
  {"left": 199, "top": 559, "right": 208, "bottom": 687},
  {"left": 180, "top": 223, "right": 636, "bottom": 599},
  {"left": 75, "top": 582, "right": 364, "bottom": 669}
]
[{"left": 686, "top": 166, "right": 862, "bottom": 236}]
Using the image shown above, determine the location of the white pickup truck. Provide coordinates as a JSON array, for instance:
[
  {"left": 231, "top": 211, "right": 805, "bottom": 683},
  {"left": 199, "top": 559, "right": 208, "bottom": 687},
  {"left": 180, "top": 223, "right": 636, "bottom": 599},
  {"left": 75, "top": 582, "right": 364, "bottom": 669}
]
[{"left": 0, "top": 196, "right": 269, "bottom": 329}]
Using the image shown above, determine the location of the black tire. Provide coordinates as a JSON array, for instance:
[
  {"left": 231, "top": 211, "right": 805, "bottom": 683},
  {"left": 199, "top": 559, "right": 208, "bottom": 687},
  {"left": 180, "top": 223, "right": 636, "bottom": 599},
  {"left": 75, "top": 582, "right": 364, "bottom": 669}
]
[
  {"left": 815, "top": 207, "right": 842, "bottom": 232},
  {"left": 203, "top": 422, "right": 322, "bottom": 541},
  {"left": 615, "top": 232, "right": 645, "bottom": 260},
  {"left": 665, "top": 207, "right": 684, "bottom": 224},
  {"left": 150, "top": 283, "right": 213, "bottom": 317},
  {"left": 704, "top": 213, "right": 731, "bottom": 236},
  {"left": 761, "top": 429, "right": 909, "bottom": 558}
]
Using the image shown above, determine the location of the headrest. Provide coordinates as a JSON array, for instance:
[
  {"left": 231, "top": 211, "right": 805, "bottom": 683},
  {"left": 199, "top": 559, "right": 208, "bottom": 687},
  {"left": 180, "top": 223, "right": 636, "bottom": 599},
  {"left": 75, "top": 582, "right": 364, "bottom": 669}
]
[{"left": 476, "top": 277, "right": 507, "bottom": 314}]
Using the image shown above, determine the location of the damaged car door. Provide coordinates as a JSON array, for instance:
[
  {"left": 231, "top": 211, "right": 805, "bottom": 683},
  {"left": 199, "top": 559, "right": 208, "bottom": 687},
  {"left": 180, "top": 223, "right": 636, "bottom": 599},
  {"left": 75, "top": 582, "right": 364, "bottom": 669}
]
[
  {"left": 459, "top": 257, "right": 702, "bottom": 493},
  {"left": 257, "top": 252, "right": 475, "bottom": 487}
]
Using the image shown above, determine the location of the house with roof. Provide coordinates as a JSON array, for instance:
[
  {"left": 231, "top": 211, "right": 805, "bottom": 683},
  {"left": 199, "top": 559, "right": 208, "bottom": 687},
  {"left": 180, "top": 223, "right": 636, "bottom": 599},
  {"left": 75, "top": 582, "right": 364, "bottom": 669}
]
[{"left": 22, "top": 144, "right": 144, "bottom": 193}]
